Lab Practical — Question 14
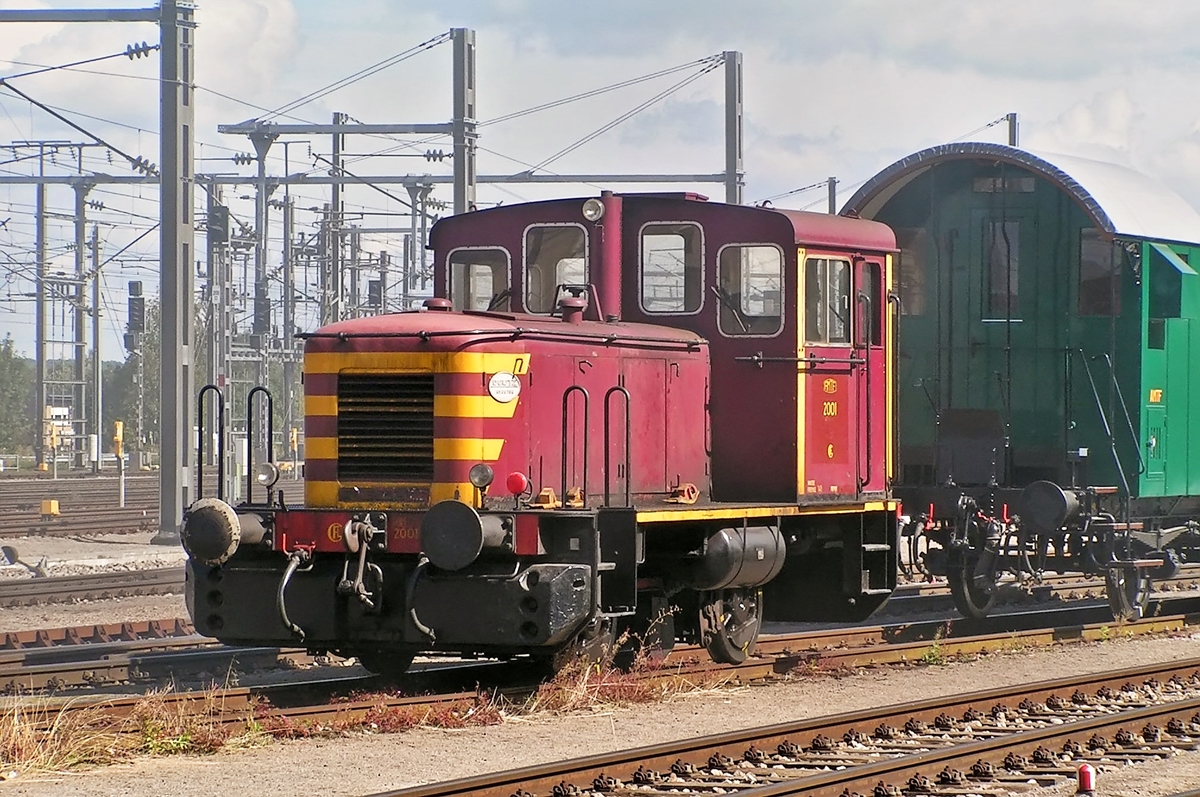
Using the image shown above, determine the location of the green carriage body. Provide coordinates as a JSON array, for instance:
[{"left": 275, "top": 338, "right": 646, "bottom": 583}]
[{"left": 845, "top": 143, "right": 1200, "bottom": 511}]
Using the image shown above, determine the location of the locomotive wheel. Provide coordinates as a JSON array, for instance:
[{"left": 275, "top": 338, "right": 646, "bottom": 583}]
[
  {"left": 1105, "top": 566, "right": 1152, "bottom": 621},
  {"left": 354, "top": 646, "right": 418, "bottom": 678},
  {"left": 947, "top": 551, "right": 998, "bottom": 620},
  {"left": 699, "top": 587, "right": 761, "bottom": 665}
]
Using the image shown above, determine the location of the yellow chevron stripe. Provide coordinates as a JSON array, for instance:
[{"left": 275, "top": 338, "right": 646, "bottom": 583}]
[
  {"left": 304, "top": 351, "right": 530, "bottom": 376},
  {"left": 305, "top": 437, "right": 337, "bottom": 460},
  {"left": 306, "top": 436, "right": 504, "bottom": 461},
  {"left": 306, "top": 480, "right": 337, "bottom": 507},
  {"left": 434, "top": 394, "right": 520, "bottom": 418},
  {"left": 305, "top": 394, "right": 337, "bottom": 417},
  {"left": 309, "top": 391, "right": 519, "bottom": 419},
  {"left": 433, "top": 438, "right": 504, "bottom": 460},
  {"left": 304, "top": 480, "right": 474, "bottom": 508}
]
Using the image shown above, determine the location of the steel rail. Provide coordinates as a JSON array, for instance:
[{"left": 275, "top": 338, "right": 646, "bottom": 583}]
[
  {"left": 0, "top": 642, "right": 295, "bottom": 692},
  {"left": 377, "top": 658, "right": 1200, "bottom": 797},
  {"left": 0, "top": 567, "right": 185, "bottom": 606},
  {"left": 2, "top": 617, "right": 194, "bottom": 650}
]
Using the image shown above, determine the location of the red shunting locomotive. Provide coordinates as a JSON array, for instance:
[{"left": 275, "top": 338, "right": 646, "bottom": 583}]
[{"left": 181, "top": 192, "right": 899, "bottom": 673}]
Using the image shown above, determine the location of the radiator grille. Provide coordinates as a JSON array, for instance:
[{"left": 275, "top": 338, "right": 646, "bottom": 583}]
[{"left": 337, "top": 374, "right": 434, "bottom": 482}]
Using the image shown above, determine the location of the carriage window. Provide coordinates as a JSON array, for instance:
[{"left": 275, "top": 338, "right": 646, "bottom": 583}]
[
  {"left": 525, "top": 225, "right": 587, "bottom": 313},
  {"left": 1078, "top": 229, "right": 1120, "bottom": 316},
  {"left": 985, "top": 220, "right": 1020, "bottom": 318},
  {"left": 805, "top": 257, "right": 851, "bottom": 344},
  {"left": 895, "top": 228, "right": 927, "bottom": 316},
  {"left": 716, "top": 245, "right": 782, "bottom": 336},
  {"left": 640, "top": 223, "right": 702, "bottom": 313},
  {"left": 448, "top": 248, "right": 510, "bottom": 312}
]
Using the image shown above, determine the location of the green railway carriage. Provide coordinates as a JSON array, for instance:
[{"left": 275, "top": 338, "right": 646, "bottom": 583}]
[{"left": 843, "top": 142, "right": 1200, "bottom": 619}]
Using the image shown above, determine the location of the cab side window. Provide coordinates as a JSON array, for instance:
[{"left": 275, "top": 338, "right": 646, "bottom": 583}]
[
  {"left": 448, "top": 248, "right": 510, "bottom": 312},
  {"left": 640, "top": 223, "right": 703, "bottom": 313},
  {"left": 805, "top": 257, "right": 851, "bottom": 344},
  {"left": 715, "top": 244, "right": 783, "bottom": 336},
  {"left": 525, "top": 225, "right": 587, "bottom": 313}
]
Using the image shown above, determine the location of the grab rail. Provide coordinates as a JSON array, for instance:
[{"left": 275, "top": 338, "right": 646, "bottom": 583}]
[
  {"left": 1072, "top": 349, "right": 1132, "bottom": 510},
  {"left": 560, "top": 385, "right": 589, "bottom": 508},
  {"left": 1092, "top": 352, "right": 1146, "bottom": 476},
  {"left": 856, "top": 291, "right": 873, "bottom": 492},
  {"left": 196, "top": 384, "right": 225, "bottom": 501},
  {"left": 603, "top": 385, "right": 632, "bottom": 507},
  {"left": 246, "top": 386, "right": 274, "bottom": 505}
]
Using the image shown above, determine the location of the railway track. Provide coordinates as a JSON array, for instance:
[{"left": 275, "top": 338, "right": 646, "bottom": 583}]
[
  {"left": 0, "top": 567, "right": 184, "bottom": 607},
  {"left": 6, "top": 560, "right": 1197, "bottom": 611},
  {"left": 23, "top": 594, "right": 1200, "bottom": 707},
  {"left": 2, "top": 617, "right": 194, "bottom": 650},
  {"left": 381, "top": 657, "right": 1200, "bottom": 797},
  {"left": 0, "top": 474, "right": 303, "bottom": 537}
]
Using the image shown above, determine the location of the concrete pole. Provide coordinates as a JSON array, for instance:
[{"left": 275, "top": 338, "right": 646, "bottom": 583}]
[
  {"left": 1007, "top": 112, "right": 1019, "bottom": 147},
  {"left": 281, "top": 196, "right": 295, "bottom": 442},
  {"left": 34, "top": 171, "right": 46, "bottom": 471},
  {"left": 90, "top": 224, "right": 101, "bottom": 474},
  {"left": 723, "top": 51, "right": 744, "bottom": 205},
  {"left": 827, "top": 177, "right": 837, "bottom": 215},
  {"left": 418, "top": 186, "right": 431, "bottom": 290},
  {"left": 155, "top": 0, "right": 196, "bottom": 543},
  {"left": 72, "top": 184, "right": 88, "bottom": 469},
  {"left": 451, "top": 28, "right": 477, "bottom": 215},
  {"left": 329, "top": 112, "right": 344, "bottom": 322},
  {"left": 379, "top": 250, "right": 389, "bottom": 313},
  {"left": 403, "top": 233, "right": 412, "bottom": 310}
]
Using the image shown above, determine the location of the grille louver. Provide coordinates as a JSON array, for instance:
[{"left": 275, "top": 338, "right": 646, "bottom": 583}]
[{"left": 337, "top": 374, "right": 434, "bottom": 482}]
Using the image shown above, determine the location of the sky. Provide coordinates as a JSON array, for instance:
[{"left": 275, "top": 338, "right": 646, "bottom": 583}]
[{"left": 3, "top": 0, "right": 1200, "bottom": 357}]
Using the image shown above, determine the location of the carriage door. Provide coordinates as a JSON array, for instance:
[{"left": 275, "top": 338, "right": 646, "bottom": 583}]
[
  {"left": 802, "top": 254, "right": 860, "bottom": 496},
  {"left": 854, "top": 259, "right": 886, "bottom": 493}
]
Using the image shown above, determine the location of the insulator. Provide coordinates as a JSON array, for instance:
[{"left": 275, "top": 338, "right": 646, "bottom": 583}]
[{"left": 124, "top": 41, "right": 153, "bottom": 59}]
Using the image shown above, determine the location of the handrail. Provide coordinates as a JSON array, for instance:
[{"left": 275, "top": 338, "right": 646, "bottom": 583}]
[
  {"left": 603, "top": 386, "right": 632, "bottom": 507},
  {"left": 1092, "top": 352, "right": 1146, "bottom": 476},
  {"left": 856, "top": 291, "right": 873, "bottom": 492},
  {"left": 246, "top": 386, "right": 274, "bottom": 505},
  {"left": 560, "top": 385, "right": 589, "bottom": 508},
  {"left": 1072, "top": 349, "right": 1131, "bottom": 506},
  {"left": 196, "top": 384, "right": 225, "bottom": 501}
]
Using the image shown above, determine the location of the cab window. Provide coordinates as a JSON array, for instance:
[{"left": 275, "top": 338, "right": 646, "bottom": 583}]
[
  {"left": 640, "top": 222, "right": 703, "bottom": 313},
  {"left": 716, "top": 244, "right": 783, "bottom": 336},
  {"left": 448, "top": 248, "right": 510, "bottom": 311},
  {"left": 525, "top": 225, "right": 587, "bottom": 313},
  {"left": 805, "top": 257, "right": 851, "bottom": 344}
]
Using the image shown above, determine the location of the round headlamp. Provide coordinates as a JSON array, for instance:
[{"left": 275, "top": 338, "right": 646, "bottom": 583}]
[
  {"left": 581, "top": 198, "right": 605, "bottom": 222},
  {"left": 469, "top": 463, "right": 495, "bottom": 490},
  {"left": 254, "top": 461, "right": 281, "bottom": 488}
]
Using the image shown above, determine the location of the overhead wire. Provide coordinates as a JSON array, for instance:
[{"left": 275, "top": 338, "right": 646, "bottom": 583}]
[
  {"left": 480, "top": 55, "right": 722, "bottom": 127},
  {"left": 260, "top": 32, "right": 451, "bottom": 121},
  {"left": 530, "top": 58, "right": 722, "bottom": 172}
]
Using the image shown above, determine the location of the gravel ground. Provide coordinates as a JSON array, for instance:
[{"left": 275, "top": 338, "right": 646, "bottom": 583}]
[
  {"left": 5, "top": 634, "right": 1200, "bottom": 796},
  {"left": 0, "top": 532, "right": 185, "bottom": 581},
  {"left": 1, "top": 593, "right": 188, "bottom": 633}
]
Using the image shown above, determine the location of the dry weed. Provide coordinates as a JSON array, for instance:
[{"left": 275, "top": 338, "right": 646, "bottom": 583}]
[{"left": 0, "top": 696, "right": 133, "bottom": 773}]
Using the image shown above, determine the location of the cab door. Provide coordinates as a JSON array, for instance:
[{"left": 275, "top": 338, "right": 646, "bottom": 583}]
[
  {"left": 854, "top": 258, "right": 887, "bottom": 494},
  {"left": 800, "top": 252, "right": 860, "bottom": 497}
]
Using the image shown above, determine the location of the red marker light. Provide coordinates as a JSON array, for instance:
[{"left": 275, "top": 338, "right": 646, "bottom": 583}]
[
  {"left": 1076, "top": 763, "right": 1096, "bottom": 794},
  {"left": 506, "top": 472, "right": 529, "bottom": 496}
]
